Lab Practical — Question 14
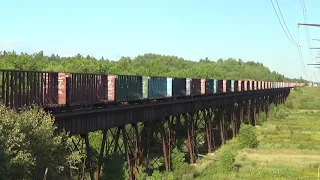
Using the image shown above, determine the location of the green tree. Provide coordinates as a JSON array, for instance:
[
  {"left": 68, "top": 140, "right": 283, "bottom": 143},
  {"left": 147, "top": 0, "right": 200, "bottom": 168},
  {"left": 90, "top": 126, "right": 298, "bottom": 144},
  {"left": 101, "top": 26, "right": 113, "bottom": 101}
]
[
  {"left": 0, "top": 51, "right": 308, "bottom": 83},
  {"left": 0, "top": 104, "right": 81, "bottom": 179}
]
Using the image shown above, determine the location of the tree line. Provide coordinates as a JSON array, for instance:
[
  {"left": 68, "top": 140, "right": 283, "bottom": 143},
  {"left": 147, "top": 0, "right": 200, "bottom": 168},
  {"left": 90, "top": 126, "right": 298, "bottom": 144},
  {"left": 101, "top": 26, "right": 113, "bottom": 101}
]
[{"left": 0, "top": 51, "right": 307, "bottom": 82}]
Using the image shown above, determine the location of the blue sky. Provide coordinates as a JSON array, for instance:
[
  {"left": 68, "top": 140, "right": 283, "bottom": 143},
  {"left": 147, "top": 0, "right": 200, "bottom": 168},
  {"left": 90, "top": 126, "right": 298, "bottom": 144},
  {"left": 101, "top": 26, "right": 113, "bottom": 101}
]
[{"left": 1, "top": 0, "right": 319, "bottom": 81}]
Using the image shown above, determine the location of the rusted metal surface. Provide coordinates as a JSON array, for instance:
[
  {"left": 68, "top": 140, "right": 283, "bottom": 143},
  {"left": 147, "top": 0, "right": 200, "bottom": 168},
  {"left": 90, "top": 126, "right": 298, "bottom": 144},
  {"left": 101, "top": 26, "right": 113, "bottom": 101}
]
[
  {"left": 223, "top": 80, "right": 227, "bottom": 92},
  {"left": 201, "top": 79, "right": 206, "bottom": 94},
  {"left": 234, "top": 80, "right": 239, "bottom": 92},
  {"left": 187, "top": 78, "right": 201, "bottom": 95},
  {"left": 108, "top": 75, "right": 116, "bottom": 101},
  {"left": 238, "top": 80, "right": 242, "bottom": 91},
  {"left": 217, "top": 80, "right": 223, "bottom": 93},
  {"left": 247, "top": 81, "right": 250, "bottom": 91},
  {"left": 0, "top": 70, "right": 59, "bottom": 109},
  {"left": 243, "top": 80, "right": 247, "bottom": 91},
  {"left": 58, "top": 73, "right": 68, "bottom": 104},
  {"left": 68, "top": 73, "right": 108, "bottom": 105}
]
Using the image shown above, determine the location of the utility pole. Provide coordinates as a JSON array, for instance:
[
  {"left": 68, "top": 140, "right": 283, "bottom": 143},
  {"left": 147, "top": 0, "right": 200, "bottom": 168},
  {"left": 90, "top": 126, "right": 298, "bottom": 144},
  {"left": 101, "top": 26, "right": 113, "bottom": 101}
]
[{"left": 298, "top": 23, "right": 320, "bottom": 83}]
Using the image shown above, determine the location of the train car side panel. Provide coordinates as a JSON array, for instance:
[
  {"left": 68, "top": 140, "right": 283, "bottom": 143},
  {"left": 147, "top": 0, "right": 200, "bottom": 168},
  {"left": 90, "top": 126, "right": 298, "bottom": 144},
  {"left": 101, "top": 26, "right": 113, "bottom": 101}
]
[
  {"left": 186, "top": 78, "right": 191, "bottom": 96},
  {"left": 205, "top": 79, "right": 214, "bottom": 94},
  {"left": 234, "top": 80, "right": 239, "bottom": 92},
  {"left": 116, "top": 75, "right": 142, "bottom": 102},
  {"left": 191, "top": 78, "right": 201, "bottom": 95},
  {"left": 107, "top": 75, "right": 116, "bottom": 101},
  {"left": 149, "top": 77, "right": 167, "bottom": 98},
  {"left": 167, "top": 78, "right": 172, "bottom": 97},
  {"left": 217, "top": 80, "right": 223, "bottom": 93},
  {"left": 172, "top": 78, "right": 186, "bottom": 97},
  {"left": 142, "top": 76, "right": 149, "bottom": 99},
  {"left": 223, "top": 80, "right": 227, "bottom": 92},
  {"left": 201, "top": 79, "right": 206, "bottom": 94},
  {"left": 231, "top": 80, "right": 235, "bottom": 92},
  {"left": 238, "top": 80, "right": 242, "bottom": 91},
  {"left": 68, "top": 73, "right": 108, "bottom": 105},
  {"left": 214, "top": 79, "right": 217, "bottom": 93},
  {"left": 58, "top": 73, "right": 68, "bottom": 104}
]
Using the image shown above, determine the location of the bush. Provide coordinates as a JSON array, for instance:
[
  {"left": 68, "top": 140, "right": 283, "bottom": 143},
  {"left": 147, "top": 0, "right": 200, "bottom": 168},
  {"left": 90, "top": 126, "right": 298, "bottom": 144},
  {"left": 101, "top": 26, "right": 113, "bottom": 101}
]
[
  {"left": 165, "top": 172, "right": 175, "bottom": 180},
  {"left": 237, "top": 124, "right": 259, "bottom": 148},
  {"left": 101, "top": 154, "right": 128, "bottom": 180},
  {"left": 284, "top": 98, "right": 294, "bottom": 109},
  {"left": 269, "top": 104, "right": 290, "bottom": 119},
  {"left": 171, "top": 147, "right": 187, "bottom": 171},
  {"left": 173, "top": 165, "right": 196, "bottom": 180},
  {"left": 215, "top": 147, "right": 236, "bottom": 173},
  {"left": 256, "top": 112, "right": 267, "bottom": 125},
  {"left": 149, "top": 170, "right": 163, "bottom": 180},
  {"left": 181, "top": 173, "right": 195, "bottom": 180},
  {"left": 135, "top": 165, "right": 148, "bottom": 180}
]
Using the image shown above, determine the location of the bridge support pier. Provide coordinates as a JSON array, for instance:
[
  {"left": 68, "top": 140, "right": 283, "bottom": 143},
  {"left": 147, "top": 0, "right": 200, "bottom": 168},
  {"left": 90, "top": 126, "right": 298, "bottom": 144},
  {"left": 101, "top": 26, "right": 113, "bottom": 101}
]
[
  {"left": 246, "top": 101, "right": 251, "bottom": 125},
  {"left": 204, "top": 109, "right": 215, "bottom": 153},
  {"left": 217, "top": 108, "right": 227, "bottom": 145},
  {"left": 231, "top": 105, "right": 237, "bottom": 138},
  {"left": 63, "top": 88, "right": 292, "bottom": 180},
  {"left": 239, "top": 102, "right": 244, "bottom": 124},
  {"left": 82, "top": 133, "right": 94, "bottom": 180},
  {"left": 252, "top": 100, "right": 257, "bottom": 126},
  {"left": 184, "top": 113, "right": 197, "bottom": 164}
]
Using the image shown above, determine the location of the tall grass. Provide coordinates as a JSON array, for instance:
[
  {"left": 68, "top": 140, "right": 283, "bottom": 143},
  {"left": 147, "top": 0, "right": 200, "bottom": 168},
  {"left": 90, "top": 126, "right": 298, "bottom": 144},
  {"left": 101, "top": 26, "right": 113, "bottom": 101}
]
[{"left": 195, "top": 87, "right": 320, "bottom": 180}]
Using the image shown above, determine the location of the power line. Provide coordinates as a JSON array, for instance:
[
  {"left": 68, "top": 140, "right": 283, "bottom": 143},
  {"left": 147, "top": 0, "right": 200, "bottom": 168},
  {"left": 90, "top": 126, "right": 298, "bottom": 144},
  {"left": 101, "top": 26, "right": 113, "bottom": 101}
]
[
  {"left": 270, "top": 0, "right": 296, "bottom": 45},
  {"left": 270, "top": 0, "right": 308, "bottom": 79},
  {"left": 275, "top": 0, "right": 296, "bottom": 44},
  {"left": 297, "top": 26, "right": 309, "bottom": 78}
]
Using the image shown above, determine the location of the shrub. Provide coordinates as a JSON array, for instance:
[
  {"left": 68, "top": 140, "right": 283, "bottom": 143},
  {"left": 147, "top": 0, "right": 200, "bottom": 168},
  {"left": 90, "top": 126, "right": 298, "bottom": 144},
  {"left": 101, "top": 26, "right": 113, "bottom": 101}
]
[
  {"left": 135, "top": 165, "right": 148, "bottom": 180},
  {"left": 149, "top": 170, "right": 163, "bottom": 180},
  {"left": 165, "top": 172, "right": 175, "bottom": 180},
  {"left": 181, "top": 173, "right": 194, "bottom": 180},
  {"left": 269, "top": 104, "right": 290, "bottom": 119},
  {"left": 256, "top": 112, "right": 267, "bottom": 125},
  {"left": 215, "top": 147, "right": 236, "bottom": 173},
  {"left": 237, "top": 124, "right": 259, "bottom": 148},
  {"left": 171, "top": 147, "right": 187, "bottom": 171},
  {"left": 284, "top": 97, "right": 294, "bottom": 109},
  {"left": 101, "top": 154, "right": 128, "bottom": 180}
]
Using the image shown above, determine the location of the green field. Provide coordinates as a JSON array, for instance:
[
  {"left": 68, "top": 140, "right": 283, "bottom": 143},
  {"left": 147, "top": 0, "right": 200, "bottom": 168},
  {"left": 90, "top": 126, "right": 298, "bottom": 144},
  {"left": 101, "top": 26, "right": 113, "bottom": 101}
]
[{"left": 191, "top": 86, "right": 320, "bottom": 180}]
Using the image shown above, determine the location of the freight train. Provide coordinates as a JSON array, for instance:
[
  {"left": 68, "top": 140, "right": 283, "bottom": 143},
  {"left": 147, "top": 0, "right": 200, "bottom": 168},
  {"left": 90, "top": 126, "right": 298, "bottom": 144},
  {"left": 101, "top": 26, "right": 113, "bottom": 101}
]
[{"left": 0, "top": 69, "right": 305, "bottom": 109}]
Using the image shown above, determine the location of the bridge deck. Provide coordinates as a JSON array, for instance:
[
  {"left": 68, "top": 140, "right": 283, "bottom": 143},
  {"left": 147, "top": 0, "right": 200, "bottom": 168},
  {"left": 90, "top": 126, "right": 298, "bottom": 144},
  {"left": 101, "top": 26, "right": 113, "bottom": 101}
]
[{"left": 52, "top": 88, "right": 290, "bottom": 134}]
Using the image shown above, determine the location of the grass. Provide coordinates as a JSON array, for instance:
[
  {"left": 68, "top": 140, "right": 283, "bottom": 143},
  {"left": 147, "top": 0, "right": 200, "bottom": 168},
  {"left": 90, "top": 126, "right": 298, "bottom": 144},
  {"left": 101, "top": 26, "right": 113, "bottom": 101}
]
[{"left": 193, "top": 86, "right": 320, "bottom": 180}]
